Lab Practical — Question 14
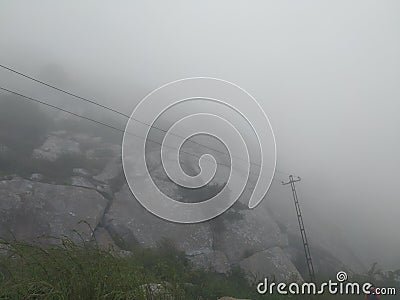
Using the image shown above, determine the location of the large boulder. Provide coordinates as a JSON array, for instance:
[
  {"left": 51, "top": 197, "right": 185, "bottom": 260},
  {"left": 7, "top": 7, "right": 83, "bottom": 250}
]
[
  {"left": 239, "top": 247, "right": 303, "bottom": 283},
  {"left": 188, "top": 249, "right": 231, "bottom": 274},
  {"left": 93, "top": 226, "right": 119, "bottom": 251},
  {"left": 70, "top": 176, "right": 96, "bottom": 189},
  {"left": 0, "top": 178, "right": 108, "bottom": 242},
  {"left": 104, "top": 184, "right": 294, "bottom": 278},
  {"left": 104, "top": 184, "right": 213, "bottom": 253},
  {"left": 212, "top": 204, "right": 288, "bottom": 264}
]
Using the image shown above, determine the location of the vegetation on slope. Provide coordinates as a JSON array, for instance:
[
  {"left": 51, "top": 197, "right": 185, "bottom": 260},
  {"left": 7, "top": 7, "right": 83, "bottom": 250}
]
[
  {"left": 0, "top": 238, "right": 265, "bottom": 300},
  {"left": 1, "top": 237, "right": 394, "bottom": 300}
]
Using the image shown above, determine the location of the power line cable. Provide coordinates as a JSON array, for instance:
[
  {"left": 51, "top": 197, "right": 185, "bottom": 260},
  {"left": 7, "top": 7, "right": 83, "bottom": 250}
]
[
  {"left": 0, "top": 86, "right": 250, "bottom": 173},
  {"left": 1, "top": 87, "right": 293, "bottom": 189},
  {"left": 0, "top": 64, "right": 295, "bottom": 177},
  {"left": 0, "top": 87, "right": 125, "bottom": 133},
  {"left": 0, "top": 64, "right": 130, "bottom": 118}
]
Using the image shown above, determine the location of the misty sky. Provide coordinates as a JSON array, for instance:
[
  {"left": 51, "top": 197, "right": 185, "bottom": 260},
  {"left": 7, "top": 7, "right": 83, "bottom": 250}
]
[{"left": 1, "top": 1, "right": 399, "bottom": 268}]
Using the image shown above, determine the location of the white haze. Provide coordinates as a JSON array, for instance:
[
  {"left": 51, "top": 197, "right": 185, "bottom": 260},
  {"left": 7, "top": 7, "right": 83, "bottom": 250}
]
[{"left": 0, "top": 1, "right": 399, "bottom": 268}]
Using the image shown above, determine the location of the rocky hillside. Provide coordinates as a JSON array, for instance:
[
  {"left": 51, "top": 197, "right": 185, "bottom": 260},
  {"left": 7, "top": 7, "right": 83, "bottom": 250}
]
[
  {"left": 0, "top": 121, "right": 367, "bottom": 283},
  {"left": 0, "top": 94, "right": 366, "bottom": 283}
]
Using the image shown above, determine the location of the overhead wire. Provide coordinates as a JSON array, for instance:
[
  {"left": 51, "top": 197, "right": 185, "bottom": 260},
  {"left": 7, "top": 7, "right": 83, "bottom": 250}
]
[
  {"left": 0, "top": 63, "right": 296, "bottom": 178},
  {"left": 1, "top": 86, "right": 294, "bottom": 185},
  {"left": 0, "top": 86, "right": 232, "bottom": 169}
]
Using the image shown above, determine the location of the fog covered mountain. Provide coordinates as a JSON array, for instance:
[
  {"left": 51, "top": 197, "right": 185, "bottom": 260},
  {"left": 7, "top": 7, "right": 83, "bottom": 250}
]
[{"left": 0, "top": 96, "right": 367, "bottom": 282}]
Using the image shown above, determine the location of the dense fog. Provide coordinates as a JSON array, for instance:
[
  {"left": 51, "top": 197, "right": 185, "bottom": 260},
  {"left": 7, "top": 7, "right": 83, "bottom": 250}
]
[{"left": 1, "top": 1, "right": 399, "bottom": 269}]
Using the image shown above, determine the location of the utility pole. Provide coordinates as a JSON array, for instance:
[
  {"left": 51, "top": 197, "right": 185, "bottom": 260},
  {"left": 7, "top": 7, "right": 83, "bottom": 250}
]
[{"left": 282, "top": 175, "right": 316, "bottom": 282}]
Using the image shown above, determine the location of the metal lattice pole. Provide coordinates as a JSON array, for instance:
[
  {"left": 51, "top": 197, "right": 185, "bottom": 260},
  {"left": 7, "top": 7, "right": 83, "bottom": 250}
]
[{"left": 282, "top": 175, "right": 316, "bottom": 282}]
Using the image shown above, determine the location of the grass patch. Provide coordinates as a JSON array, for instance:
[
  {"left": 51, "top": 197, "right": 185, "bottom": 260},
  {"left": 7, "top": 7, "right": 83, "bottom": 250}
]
[
  {"left": 0, "top": 238, "right": 257, "bottom": 300},
  {"left": 0, "top": 238, "right": 388, "bottom": 300}
]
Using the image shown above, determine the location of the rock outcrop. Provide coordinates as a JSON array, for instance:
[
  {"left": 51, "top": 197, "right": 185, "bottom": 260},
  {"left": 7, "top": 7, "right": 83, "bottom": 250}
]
[
  {"left": 0, "top": 178, "right": 108, "bottom": 242},
  {"left": 103, "top": 184, "right": 296, "bottom": 280},
  {"left": 104, "top": 185, "right": 213, "bottom": 254},
  {"left": 212, "top": 205, "right": 288, "bottom": 264},
  {"left": 0, "top": 129, "right": 366, "bottom": 283},
  {"left": 239, "top": 247, "right": 303, "bottom": 283},
  {"left": 33, "top": 133, "right": 81, "bottom": 161}
]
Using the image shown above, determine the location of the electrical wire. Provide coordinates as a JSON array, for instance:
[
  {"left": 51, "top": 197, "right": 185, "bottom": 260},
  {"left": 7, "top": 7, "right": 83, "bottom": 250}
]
[{"left": 0, "top": 63, "right": 296, "bottom": 178}]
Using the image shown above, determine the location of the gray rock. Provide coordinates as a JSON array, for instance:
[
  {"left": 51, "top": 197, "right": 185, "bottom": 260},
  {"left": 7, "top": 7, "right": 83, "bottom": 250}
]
[
  {"left": 95, "top": 184, "right": 113, "bottom": 199},
  {"left": 114, "top": 249, "right": 134, "bottom": 258},
  {"left": 104, "top": 185, "right": 213, "bottom": 253},
  {"left": 140, "top": 282, "right": 174, "bottom": 300},
  {"left": 70, "top": 176, "right": 113, "bottom": 200},
  {"left": 32, "top": 135, "right": 80, "bottom": 162},
  {"left": 93, "top": 227, "right": 118, "bottom": 251},
  {"left": 0, "top": 178, "right": 108, "bottom": 242},
  {"left": 213, "top": 205, "right": 288, "bottom": 264},
  {"left": 188, "top": 250, "right": 231, "bottom": 274},
  {"left": 71, "top": 176, "right": 95, "bottom": 189},
  {"left": 93, "top": 156, "right": 122, "bottom": 183},
  {"left": 104, "top": 184, "right": 297, "bottom": 279},
  {"left": 0, "top": 127, "right": 363, "bottom": 283},
  {"left": 239, "top": 247, "right": 303, "bottom": 283},
  {"left": 283, "top": 243, "right": 350, "bottom": 278},
  {"left": 29, "top": 173, "right": 43, "bottom": 182},
  {"left": 105, "top": 222, "right": 140, "bottom": 250},
  {"left": 0, "top": 174, "right": 19, "bottom": 181},
  {"left": 72, "top": 168, "right": 91, "bottom": 177}
]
